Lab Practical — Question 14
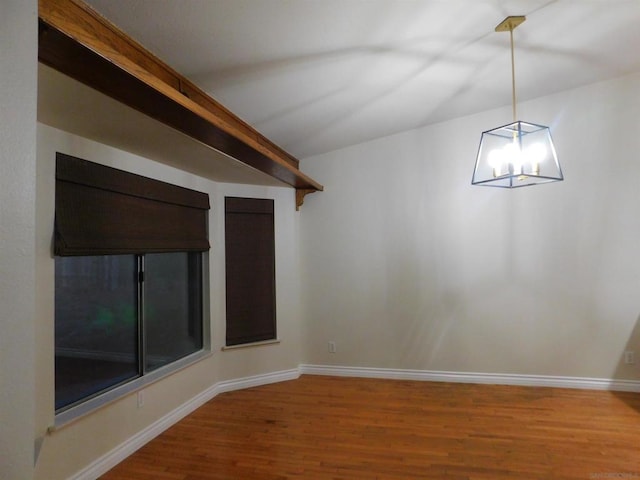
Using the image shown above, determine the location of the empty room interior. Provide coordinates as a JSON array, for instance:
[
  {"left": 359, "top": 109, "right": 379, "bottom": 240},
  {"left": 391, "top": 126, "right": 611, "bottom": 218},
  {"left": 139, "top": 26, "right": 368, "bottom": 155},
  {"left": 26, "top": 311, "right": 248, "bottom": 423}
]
[{"left": 3, "top": 0, "right": 640, "bottom": 479}]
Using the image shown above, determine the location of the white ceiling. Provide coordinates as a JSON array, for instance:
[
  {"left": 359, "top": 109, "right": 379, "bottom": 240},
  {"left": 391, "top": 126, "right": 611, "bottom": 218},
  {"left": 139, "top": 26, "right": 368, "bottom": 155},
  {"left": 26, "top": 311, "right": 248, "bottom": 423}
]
[{"left": 83, "top": 0, "right": 640, "bottom": 159}]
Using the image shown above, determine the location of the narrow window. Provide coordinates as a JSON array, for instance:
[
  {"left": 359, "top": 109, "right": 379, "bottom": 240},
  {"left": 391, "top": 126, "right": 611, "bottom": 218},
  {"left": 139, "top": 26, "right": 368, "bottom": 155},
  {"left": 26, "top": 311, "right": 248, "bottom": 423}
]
[{"left": 225, "top": 197, "right": 276, "bottom": 346}]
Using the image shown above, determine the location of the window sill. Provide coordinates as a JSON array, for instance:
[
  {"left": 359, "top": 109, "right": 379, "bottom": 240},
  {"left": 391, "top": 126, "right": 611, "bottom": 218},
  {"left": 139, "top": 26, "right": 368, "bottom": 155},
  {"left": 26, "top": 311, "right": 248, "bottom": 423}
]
[
  {"left": 222, "top": 339, "right": 280, "bottom": 351},
  {"left": 52, "top": 349, "right": 213, "bottom": 430}
]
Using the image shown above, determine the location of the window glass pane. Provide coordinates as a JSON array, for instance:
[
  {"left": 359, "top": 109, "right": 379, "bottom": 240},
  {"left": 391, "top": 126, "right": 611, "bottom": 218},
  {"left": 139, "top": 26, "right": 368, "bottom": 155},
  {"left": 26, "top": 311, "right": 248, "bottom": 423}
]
[
  {"left": 55, "top": 255, "right": 139, "bottom": 411},
  {"left": 144, "top": 252, "right": 203, "bottom": 372}
]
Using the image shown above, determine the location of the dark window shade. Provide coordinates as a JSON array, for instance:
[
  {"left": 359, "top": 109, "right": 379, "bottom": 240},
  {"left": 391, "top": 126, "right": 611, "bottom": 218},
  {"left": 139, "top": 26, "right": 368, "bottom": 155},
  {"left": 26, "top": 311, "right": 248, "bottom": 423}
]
[
  {"left": 225, "top": 197, "right": 276, "bottom": 346},
  {"left": 55, "top": 153, "right": 210, "bottom": 256}
]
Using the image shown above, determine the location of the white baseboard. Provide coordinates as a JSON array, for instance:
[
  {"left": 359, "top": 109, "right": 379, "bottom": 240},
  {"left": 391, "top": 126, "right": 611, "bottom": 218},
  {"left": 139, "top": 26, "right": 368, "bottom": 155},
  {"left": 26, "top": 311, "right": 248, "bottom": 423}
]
[
  {"left": 69, "top": 368, "right": 300, "bottom": 480},
  {"left": 69, "top": 364, "right": 639, "bottom": 479},
  {"left": 215, "top": 367, "right": 300, "bottom": 394},
  {"left": 299, "top": 364, "right": 640, "bottom": 392}
]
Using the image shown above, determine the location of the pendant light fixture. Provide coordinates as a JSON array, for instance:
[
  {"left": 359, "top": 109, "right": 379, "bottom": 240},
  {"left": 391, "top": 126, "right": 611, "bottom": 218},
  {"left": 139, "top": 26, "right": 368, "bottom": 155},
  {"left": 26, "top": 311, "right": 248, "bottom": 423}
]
[{"left": 471, "top": 16, "right": 563, "bottom": 188}]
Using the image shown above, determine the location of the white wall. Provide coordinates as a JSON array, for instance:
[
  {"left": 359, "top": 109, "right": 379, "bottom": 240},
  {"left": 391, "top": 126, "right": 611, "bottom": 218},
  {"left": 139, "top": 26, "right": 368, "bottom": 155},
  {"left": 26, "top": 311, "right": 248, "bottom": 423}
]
[
  {"left": 0, "top": 1, "right": 37, "bottom": 479},
  {"left": 300, "top": 72, "right": 640, "bottom": 380},
  {"left": 33, "top": 124, "right": 303, "bottom": 480}
]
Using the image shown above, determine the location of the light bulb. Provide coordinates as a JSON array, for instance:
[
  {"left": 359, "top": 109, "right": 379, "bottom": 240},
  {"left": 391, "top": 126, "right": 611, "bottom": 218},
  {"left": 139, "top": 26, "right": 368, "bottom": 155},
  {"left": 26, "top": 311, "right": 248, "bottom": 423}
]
[
  {"left": 502, "top": 142, "right": 522, "bottom": 175},
  {"left": 524, "top": 142, "right": 546, "bottom": 175},
  {"left": 488, "top": 148, "right": 504, "bottom": 177}
]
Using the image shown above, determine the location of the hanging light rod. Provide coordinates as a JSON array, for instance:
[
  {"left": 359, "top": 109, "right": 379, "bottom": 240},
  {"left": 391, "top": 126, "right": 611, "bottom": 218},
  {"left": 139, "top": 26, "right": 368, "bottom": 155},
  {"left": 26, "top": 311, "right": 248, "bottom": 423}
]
[
  {"left": 471, "top": 15, "right": 563, "bottom": 188},
  {"left": 496, "top": 16, "right": 525, "bottom": 123}
]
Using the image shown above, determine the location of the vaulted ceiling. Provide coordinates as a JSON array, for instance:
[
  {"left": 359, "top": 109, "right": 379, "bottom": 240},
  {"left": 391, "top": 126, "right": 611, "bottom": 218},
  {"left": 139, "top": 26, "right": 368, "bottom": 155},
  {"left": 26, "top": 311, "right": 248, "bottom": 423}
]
[{"left": 83, "top": 0, "right": 640, "bottom": 159}]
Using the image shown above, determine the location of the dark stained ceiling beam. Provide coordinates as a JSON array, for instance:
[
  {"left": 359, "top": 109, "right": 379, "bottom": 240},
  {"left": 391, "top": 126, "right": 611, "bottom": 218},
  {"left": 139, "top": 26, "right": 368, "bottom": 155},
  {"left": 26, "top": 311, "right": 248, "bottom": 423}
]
[{"left": 38, "top": 0, "right": 322, "bottom": 208}]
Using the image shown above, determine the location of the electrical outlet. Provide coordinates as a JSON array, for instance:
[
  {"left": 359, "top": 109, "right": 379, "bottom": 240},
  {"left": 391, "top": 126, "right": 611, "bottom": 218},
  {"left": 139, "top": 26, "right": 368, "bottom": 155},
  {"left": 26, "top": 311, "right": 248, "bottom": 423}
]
[
  {"left": 328, "top": 341, "right": 336, "bottom": 353},
  {"left": 137, "top": 390, "right": 144, "bottom": 408},
  {"left": 624, "top": 351, "right": 635, "bottom": 365}
]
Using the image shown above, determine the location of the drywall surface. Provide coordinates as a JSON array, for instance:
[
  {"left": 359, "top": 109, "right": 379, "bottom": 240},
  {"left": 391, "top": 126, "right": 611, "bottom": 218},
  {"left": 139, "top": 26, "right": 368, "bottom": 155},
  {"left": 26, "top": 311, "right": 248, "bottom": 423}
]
[
  {"left": 300, "top": 72, "right": 640, "bottom": 380},
  {"left": 0, "top": 1, "right": 37, "bottom": 479},
  {"left": 34, "top": 124, "right": 302, "bottom": 480}
]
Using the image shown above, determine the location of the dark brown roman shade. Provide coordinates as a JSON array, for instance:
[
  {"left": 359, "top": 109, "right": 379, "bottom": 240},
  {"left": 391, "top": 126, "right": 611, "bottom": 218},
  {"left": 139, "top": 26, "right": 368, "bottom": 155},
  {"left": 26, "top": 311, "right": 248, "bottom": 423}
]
[
  {"left": 225, "top": 197, "right": 276, "bottom": 346},
  {"left": 55, "top": 153, "right": 210, "bottom": 256}
]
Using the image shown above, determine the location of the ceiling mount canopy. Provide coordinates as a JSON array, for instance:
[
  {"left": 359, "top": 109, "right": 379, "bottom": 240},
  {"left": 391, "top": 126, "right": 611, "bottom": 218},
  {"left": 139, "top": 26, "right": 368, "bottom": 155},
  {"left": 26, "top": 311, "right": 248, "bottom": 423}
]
[{"left": 472, "top": 15, "right": 563, "bottom": 188}]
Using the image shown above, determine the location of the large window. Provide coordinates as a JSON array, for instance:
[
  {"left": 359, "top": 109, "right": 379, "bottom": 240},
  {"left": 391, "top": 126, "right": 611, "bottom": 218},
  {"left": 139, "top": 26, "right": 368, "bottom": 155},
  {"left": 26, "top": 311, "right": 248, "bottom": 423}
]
[
  {"left": 55, "top": 253, "right": 203, "bottom": 410},
  {"left": 225, "top": 197, "right": 276, "bottom": 346},
  {"left": 54, "top": 153, "right": 209, "bottom": 414}
]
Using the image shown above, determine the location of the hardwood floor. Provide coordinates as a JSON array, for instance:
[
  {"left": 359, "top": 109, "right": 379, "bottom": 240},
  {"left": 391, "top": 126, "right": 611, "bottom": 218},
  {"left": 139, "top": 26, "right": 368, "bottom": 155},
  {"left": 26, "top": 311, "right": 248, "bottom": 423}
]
[{"left": 101, "top": 375, "right": 640, "bottom": 479}]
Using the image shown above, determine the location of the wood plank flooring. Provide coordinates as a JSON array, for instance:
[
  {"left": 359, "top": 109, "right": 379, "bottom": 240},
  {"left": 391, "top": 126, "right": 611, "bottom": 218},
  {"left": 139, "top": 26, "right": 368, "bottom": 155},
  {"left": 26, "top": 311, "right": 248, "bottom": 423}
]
[{"left": 100, "top": 375, "right": 640, "bottom": 479}]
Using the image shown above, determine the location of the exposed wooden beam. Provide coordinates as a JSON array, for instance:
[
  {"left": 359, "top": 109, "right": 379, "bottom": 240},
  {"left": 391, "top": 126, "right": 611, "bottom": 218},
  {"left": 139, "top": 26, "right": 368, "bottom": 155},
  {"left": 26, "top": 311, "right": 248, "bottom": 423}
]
[{"left": 38, "top": 0, "right": 323, "bottom": 206}]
